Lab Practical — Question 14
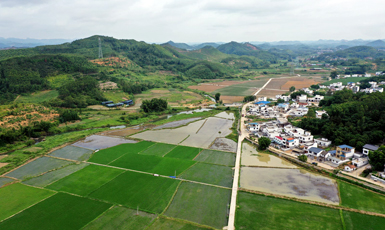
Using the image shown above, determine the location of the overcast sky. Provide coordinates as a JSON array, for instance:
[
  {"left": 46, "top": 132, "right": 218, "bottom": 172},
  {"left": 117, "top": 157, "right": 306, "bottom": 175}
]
[{"left": 1, "top": 0, "right": 384, "bottom": 43}]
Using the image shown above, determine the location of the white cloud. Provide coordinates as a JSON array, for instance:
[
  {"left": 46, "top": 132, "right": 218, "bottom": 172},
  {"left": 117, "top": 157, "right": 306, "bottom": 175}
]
[{"left": 0, "top": 0, "right": 384, "bottom": 42}]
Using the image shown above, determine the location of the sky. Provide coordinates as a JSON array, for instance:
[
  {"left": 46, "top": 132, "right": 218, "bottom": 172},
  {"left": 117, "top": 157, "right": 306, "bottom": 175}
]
[{"left": 0, "top": 0, "right": 384, "bottom": 43}]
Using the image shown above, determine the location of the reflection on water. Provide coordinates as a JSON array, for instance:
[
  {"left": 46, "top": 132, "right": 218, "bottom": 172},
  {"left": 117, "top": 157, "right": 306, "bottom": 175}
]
[
  {"left": 240, "top": 167, "right": 340, "bottom": 204},
  {"left": 241, "top": 142, "right": 297, "bottom": 168}
]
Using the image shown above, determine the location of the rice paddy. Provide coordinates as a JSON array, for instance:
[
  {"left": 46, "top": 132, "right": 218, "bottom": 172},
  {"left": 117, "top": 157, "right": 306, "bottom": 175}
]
[
  {"left": 194, "top": 149, "right": 235, "bottom": 166},
  {"left": 49, "top": 145, "right": 93, "bottom": 161},
  {"left": 180, "top": 163, "right": 233, "bottom": 187}
]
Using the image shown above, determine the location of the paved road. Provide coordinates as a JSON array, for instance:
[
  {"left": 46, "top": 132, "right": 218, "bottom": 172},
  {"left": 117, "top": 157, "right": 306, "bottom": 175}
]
[{"left": 227, "top": 79, "right": 272, "bottom": 230}]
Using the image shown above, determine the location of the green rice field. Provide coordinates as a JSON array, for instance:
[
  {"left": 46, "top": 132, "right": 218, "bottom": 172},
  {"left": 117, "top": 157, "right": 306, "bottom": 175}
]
[
  {"left": 140, "top": 143, "right": 177, "bottom": 157},
  {"left": 83, "top": 206, "right": 157, "bottom": 230},
  {"left": 164, "top": 146, "right": 202, "bottom": 160},
  {"left": 89, "top": 171, "right": 180, "bottom": 213},
  {"left": 109, "top": 152, "right": 196, "bottom": 176},
  {"left": 339, "top": 181, "right": 385, "bottom": 214},
  {"left": 23, "top": 163, "right": 88, "bottom": 187},
  {"left": 342, "top": 210, "right": 385, "bottom": 230},
  {"left": 165, "top": 182, "right": 231, "bottom": 229},
  {"left": 180, "top": 163, "right": 233, "bottom": 187},
  {"left": 0, "top": 193, "right": 112, "bottom": 230},
  {"left": 47, "top": 165, "right": 124, "bottom": 196},
  {"left": 88, "top": 141, "right": 155, "bottom": 164},
  {"left": 0, "top": 183, "right": 55, "bottom": 221},
  {"left": 235, "top": 192, "right": 342, "bottom": 230},
  {"left": 147, "top": 216, "right": 213, "bottom": 230},
  {"left": 194, "top": 149, "right": 235, "bottom": 166}
]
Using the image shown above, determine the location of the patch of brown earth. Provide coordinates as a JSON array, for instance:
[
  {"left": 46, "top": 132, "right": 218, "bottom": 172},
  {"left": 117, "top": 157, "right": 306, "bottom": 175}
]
[
  {"left": 99, "top": 81, "right": 118, "bottom": 90},
  {"left": 221, "top": 96, "right": 244, "bottom": 103}
]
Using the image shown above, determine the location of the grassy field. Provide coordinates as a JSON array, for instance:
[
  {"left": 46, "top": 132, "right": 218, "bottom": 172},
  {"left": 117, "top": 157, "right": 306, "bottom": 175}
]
[
  {"left": 47, "top": 165, "right": 124, "bottom": 196},
  {"left": 15, "top": 90, "right": 59, "bottom": 103},
  {"left": 83, "top": 206, "right": 157, "bottom": 230},
  {"left": 103, "top": 90, "right": 132, "bottom": 102},
  {"left": 343, "top": 210, "right": 385, "bottom": 230},
  {"left": 135, "top": 88, "right": 205, "bottom": 106},
  {"left": 180, "top": 163, "right": 233, "bottom": 188},
  {"left": 88, "top": 141, "right": 155, "bottom": 164},
  {"left": 194, "top": 149, "right": 235, "bottom": 166},
  {"left": 164, "top": 146, "right": 202, "bottom": 160},
  {"left": 47, "top": 74, "right": 74, "bottom": 88},
  {"left": 235, "top": 192, "right": 342, "bottom": 230},
  {"left": 0, "top": 183, "right": 56, "bottom": 221},
  {"left": 165, "top": 182, "right": 231, "bottom": 229},
  {"left": 0, "top": 193, "right": 112, "bottom": 230},
  {"left": 23, "top": 163, "right": 88, "bottom": 187},
  {"left": 89, "top": 171, "right": 180, "bottom": 213},
  {"left": 109, "top": 152, "right": 196, "bottom": 176},
  {"left": 339, "top": 181, "right": 385, "bottom": 214},
  {"left": 140, "top": 143, "right": 177, "bottom": 157},
  {"left": 147, "top": 216, "right": 213, "bottom": 230},
  {"left": 321, "top": 77, "right": 366, "bottom": 86},
  {"left": 212, "top": 80, "right": 268, "bottom": 96}
]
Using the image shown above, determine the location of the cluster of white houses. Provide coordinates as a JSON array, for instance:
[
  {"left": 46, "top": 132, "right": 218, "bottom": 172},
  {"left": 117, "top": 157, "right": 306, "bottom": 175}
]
[{"left": 321, "top": 79, "right": 385, "bottom": 94}]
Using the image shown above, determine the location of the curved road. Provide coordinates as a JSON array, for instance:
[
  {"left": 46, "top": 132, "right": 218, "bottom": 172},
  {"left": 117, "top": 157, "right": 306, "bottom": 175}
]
[{"left": 227, "top": 78, "right": 272, "bottom": 230}]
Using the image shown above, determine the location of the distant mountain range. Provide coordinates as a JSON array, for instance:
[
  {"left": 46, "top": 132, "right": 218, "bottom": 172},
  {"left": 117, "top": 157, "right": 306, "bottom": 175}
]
[
  {"left": 162, "top": 41, "right": 220, "bottom": 50},
  {"left": 0, "top": 37, "right": 73, "bottom": 49}
]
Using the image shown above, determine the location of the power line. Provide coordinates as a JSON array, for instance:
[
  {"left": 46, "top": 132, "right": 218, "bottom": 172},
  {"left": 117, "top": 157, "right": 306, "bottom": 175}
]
[{"left": 98, "top": 37, "right": 103, "bottom": 59}]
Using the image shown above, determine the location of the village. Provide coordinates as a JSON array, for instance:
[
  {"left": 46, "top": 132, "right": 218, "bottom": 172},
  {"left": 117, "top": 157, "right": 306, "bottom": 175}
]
[{"left": 244, "top": 91, "right": 385, "bottom": 184}]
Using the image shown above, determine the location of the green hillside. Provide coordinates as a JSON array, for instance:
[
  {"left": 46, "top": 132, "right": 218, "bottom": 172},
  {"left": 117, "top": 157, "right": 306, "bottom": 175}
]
[
  {"left": 318, "top": 46, "right": 385, "bottom": 60},
  {"left": 217, "top": 41, "right": 277, "bottom": 62}
]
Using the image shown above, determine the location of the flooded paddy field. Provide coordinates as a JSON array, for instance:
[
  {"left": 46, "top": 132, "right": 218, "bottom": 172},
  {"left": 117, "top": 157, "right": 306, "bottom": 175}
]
[
  {"left": 209, "top": 138, "right": 237, "bottom": 153},
  {"left": 153, "top": 117, "right": 202, "bottom": 130},
  {"left": 241, "top": 142, "right": 297, "bottom": 168},
  {"left": 102, "top": 124, "right": 156, "bottom": 137},
  {"left": 240, "top": 167, "right": 340, "bottom": 204},
  {"left": 132, "top": 117, "right": 233, "bottom": 148},
  {"left": 72, "top": 135, "right": 136, "bottom": 150},
  {"left": 214, "top": 111, "right": 235, "bottom": 120}
]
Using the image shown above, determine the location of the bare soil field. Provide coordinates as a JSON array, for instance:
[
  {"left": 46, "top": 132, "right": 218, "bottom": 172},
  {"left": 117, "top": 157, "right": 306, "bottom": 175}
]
[
  {"left": 188, "top": 81, "right": 247, "bottom": 92},
  {"left": 258, "top": 89, "right": 287, "bottom": 98},
  {"left": 281, "top": 80, "right": 320, "bottom": 90},
  {"left": 220, "top": 96, "right": 244, "bottom": 103},
  {"left": 209, "top": 138, "right": 237, "bottom": 153}
]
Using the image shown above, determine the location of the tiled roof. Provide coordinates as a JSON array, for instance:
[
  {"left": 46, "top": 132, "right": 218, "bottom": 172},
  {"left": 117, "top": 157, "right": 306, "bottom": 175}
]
[{"left": 338, "top": 144, "right": 354, "bottom": 149}]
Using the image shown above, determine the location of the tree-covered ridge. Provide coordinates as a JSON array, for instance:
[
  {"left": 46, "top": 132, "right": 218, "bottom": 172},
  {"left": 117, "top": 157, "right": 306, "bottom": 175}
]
[
  {"left": 298, "top": 89, "right": 385, "bottom": 150},
  {"left": 318, "top": 46, "right": 385, "bottom": 60},
  {"left": 217, "top": 41, "right": 278, "bottom": 62},
  {"left": 0, "top": 54, "right": 98, "bottom": 104}
]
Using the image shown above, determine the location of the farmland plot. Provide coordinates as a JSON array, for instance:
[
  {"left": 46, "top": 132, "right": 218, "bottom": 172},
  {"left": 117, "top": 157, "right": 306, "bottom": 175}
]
[
  {"left": 0, "top": 183, "right": 55, "bottom": 221},
  {"left": 343, "top": 210, "right": 385, "bottom": 230},
  {"left": 88, "top": 141, "right": 155, "bottom": 164},
  {"left": 209, "top": 138, "right": 237, "bottom": 153},
  {"left": 180, "top": 163, "right": 233, "bottom": 187},
  {"left": 5, "top": 157, "right": 72, "bottom": 180},
  {"left": 83, "top": 206, "right": 157, "bottom": 230},
  {"left": 147, "top": 216, "right": 213, "bottom": 230},
  {"left": 89, "top": 171, "right": 180, "bottom": 213},
  {"left": 165, "top": 182, "right": 231, "bottom": 229},
  {"left": 47, "top": 165, "right": 124, "bottom": 196},
  {"left": 109, "top": 152, "right": 195, "bottom": 176},
  {"left": 140, "top": 143, "right": 177, "bottom": 157},
  {"left": 235, "top": 192, "right": 342, "bottom": 230},
  {"left": 0, "top": 177, "right": 14, "bottom": 187},
  {"left": 49, "top": 145, "right": 93, "bottom": 161},
  {"left": 194, "top": 149, "right": 235, "bottom": 166},
  {"left": 240, "top": 167, "right": 340, "bottom": 204},
  {"left": 0, "top": 193, "right": 112, "bottom": 230},
  {"left": 153, "top": 117, "right": 202, "bottom": 130},
  {"left": 72, "top": 135, "right": 136, "bottom": 150},
  {"left": 164, "top": 146, "right": 202, "bottom": 160},
  {"left": 23, "top": 163, "right": 88, "bottom": 187}
]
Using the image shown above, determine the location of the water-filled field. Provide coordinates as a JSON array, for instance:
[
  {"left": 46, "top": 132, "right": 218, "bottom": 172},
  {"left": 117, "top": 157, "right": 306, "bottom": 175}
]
[
  {"left": 153, "top": 117, "right": 202, "bottom": 129},
  {"left": 49, "top": 145, "right": 93, "bottom": 161},
  {"left": 132, "top": 117, "right": 233, "bottom": 148},
  {"left": 240, "top": 167, "right": 340, "bottom": 204},
  {"left": 72, "top": 135, "right": 136, "bottom": 150},
  {"left": 209, "top": 138, "right": 237, "bottom": 152},
  {"left": 241, "top": 142, "right": 297, "bottom": 168}
]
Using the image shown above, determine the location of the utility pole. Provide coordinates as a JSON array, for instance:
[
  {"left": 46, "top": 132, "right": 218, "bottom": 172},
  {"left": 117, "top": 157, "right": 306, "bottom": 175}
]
[{"left": 98, "top": 37, "right": 103, "bottom": 59}]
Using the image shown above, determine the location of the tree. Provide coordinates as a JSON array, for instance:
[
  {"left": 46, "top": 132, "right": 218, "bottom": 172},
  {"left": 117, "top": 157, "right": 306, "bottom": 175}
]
[
  {"left": 289, "top": 86, "right": 295, "bottom": 92},
  {"left": 215, "top": 93, "right": 221, "bottom": 102},
  {"left": 140, "top": 98, "right": 168, "bottom": 113},
  {"left": 243, "top": 95, "right": 256, "bottom": 102},
  {"left": 258, "top": 137, "right": 271, "bottom": 150},
  {"left": 330, "top": 71, "right": 338, "bottom": 79},
  {"left": 310, "top": 84, "right": 320, "bottom": 89},
  {"left": 369, "top": 146, "right": 385, "bottom": 171},
  {"left": 298, "top": 154, "right": 307, "bottom": 162}
]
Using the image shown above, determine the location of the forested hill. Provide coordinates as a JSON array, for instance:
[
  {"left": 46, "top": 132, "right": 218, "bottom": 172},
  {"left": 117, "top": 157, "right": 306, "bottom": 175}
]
[
  {"left": 298, "top": 89, "right": 385, "bottom": 150},
  {"left": 0, "top": 54, "right": 98, "bottom": 104},
  {"left": 217, "top": 41, "right": 279, "bottom": 62},
  {"left": 317, "top": 46, "right": 385, "bottom": 60}
]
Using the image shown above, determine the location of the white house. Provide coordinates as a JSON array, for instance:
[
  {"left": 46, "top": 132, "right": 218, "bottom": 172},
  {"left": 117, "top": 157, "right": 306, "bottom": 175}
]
[
  {"left": 352, "top": 157, "right": 369, "bottom": 168},
  {"left": 298, "top": 132, "right": 313, "bottom": 143},
  {"left": 296, "top": 94, "right": 307, "bottom": 103},
  {"left": 247, "top": 122, "right": 260, "bottom": 132},
  {"left": 315, "top": 110, "right": 327, "bottom": 119},
  {"left": 344, "top": 165, "right": 357, "bottom": 172},
  {"left": 365, "top": 73, "right": 372, "bottom": 77},
  {"left": 283, "top": 137, "right": 299, "bottom": 149},
  {"left": 362, "top": 144, "right": 379, "bottom": 156},
  {"left": 258, "top": 97, "right": 267, "bottom": 101},
  {"left": 314, "top": 138, "right": 332, "bottom": 147},
  {"left": 308, "top": 95, "right": 324, "bottom": 103},
  {"left": 273, "top": 136, "right": 284, "bottom": 145}
]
